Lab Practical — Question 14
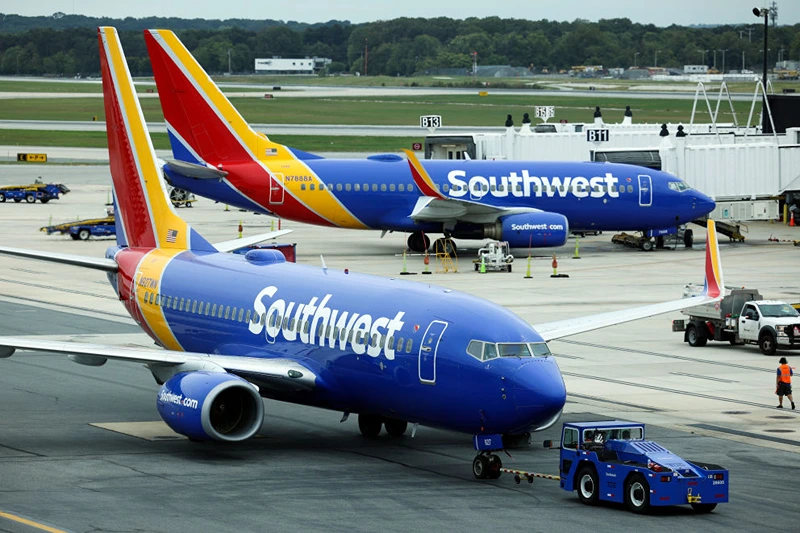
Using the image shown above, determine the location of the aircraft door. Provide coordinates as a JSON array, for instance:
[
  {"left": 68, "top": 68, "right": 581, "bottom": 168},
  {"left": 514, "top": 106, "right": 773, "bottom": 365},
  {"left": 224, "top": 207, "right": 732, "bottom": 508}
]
[
  {"left": 638, "top": 175, "right": 652, "bottom": 207},
  {"left": 128, "top": 272, "right": 142, "bottom": 326},
  {"left": 269, "top": 173, "right": 285, "bottom": 205},
  {"left": 418, "top": 320, "right": 447, "bottom": 384}
]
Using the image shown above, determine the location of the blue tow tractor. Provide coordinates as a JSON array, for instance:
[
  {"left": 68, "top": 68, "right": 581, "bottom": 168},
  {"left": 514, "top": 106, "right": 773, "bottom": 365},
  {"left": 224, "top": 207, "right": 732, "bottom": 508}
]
[{"left": 475, "top": 420, "right": 728, "bottom": 514}]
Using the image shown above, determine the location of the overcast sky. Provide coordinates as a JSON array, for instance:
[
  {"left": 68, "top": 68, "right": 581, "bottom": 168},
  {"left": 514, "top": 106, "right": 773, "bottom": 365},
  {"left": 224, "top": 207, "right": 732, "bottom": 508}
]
[{"left": 2, "top": 0, "right": 797, "bottom": 27}]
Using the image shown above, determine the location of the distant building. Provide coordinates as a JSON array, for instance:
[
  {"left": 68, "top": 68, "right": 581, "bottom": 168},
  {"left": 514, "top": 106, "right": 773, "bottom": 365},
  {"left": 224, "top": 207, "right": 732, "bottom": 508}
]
[
  {"left": 254, "top": 57, "right": 331, "bottom": 75},
  {"left": 684, "top": 65, "right": 709, "bottom": 74}
]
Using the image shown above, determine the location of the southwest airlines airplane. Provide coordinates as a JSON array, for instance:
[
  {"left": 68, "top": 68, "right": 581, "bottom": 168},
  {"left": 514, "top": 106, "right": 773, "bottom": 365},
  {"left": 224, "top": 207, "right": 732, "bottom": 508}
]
[
  {"left": 0, "top": 27, "right": 724, "bottom": 480},
  {"left": 144, "top": 29, "right": 715, "bottom": 254}
]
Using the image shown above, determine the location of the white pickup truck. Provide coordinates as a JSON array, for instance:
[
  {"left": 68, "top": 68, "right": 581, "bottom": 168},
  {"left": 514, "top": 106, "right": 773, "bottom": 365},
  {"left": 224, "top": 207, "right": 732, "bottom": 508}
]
[{"left": 673, "top": 288, "right": 800, "bottom": 355}]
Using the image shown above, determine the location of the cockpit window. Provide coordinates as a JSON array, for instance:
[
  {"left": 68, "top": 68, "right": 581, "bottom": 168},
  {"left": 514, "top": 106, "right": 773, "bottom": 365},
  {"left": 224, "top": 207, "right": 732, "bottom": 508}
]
[
  {"left": 498, "top": 343, "right": 531, "bottom": 357},
  {"left": 483, "top": 343, "right": 497, "bottom": 360},
  {"left": 466, "top": 340, "right": 551, "bottom": 361},
  {"left": 467, "top": 340, "right": 483, "bottom": 359},
  {"left": 668, "top": 181, "right": 690, "bottom": 192},
  {"left": 529, "top": 343, "right": 551, "bottom": 356}
]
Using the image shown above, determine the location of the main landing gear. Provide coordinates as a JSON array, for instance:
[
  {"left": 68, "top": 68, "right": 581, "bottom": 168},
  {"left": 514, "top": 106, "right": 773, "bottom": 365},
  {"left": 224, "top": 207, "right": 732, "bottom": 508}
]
[{"left": 406, "top": 232, "right": 458, "bottom": 255}]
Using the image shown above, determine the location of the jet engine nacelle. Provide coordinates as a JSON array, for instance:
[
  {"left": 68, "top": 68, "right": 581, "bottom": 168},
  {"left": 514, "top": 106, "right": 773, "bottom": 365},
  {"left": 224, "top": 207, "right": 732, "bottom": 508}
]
[
  {"left": 156, "top": 371, "right": 264, "bottom": 442},
  {"left": 496, "top": 212, "right": 569, "bottom": 248}
]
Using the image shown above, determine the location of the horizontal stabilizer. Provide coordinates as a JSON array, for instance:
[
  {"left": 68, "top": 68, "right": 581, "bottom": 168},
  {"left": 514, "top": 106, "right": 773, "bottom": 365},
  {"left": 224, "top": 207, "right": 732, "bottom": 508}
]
[
  {"left": 0, "top": 246, "right": 118, "bottom": 272},
  {"left": 164, "top": 159, "right": 229, "bottom": 180},
  {"left": 214, "top": 229, "right": 293, "bottom": 254}
]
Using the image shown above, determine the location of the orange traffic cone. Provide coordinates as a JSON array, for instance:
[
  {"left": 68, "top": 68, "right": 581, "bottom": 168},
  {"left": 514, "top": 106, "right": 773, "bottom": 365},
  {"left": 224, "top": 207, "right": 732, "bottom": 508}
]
[{"left": 791, "top": 212, "right": 796, "bottom": 227}]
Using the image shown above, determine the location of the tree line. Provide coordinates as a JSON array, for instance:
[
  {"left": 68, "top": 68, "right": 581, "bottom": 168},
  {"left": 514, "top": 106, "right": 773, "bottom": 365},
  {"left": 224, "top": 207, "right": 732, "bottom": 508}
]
[{"left": 0, "top": 13, "right": 798, "bottom": 77}]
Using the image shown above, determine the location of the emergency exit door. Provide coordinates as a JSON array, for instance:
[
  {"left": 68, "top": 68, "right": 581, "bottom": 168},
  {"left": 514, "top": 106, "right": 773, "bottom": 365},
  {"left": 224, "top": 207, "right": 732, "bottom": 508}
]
[{"left": 419, "top": 320, "right": 447, "bottom": 384}]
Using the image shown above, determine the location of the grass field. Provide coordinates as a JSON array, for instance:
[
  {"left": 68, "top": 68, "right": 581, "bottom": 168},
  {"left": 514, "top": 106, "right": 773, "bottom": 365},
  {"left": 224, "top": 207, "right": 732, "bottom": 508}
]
[
  {"left": 0, "top": 129, "right": 421, "bottom": 153},
  {"left": 0, "top": 76, "right": 785, "bottom": 152},
  {"left": 0, "top": 93, "right": 756, "bottom": 125}
]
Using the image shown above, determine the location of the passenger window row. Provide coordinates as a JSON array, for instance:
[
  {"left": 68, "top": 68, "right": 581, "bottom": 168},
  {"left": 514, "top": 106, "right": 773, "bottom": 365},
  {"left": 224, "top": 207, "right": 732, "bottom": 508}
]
[
  {"left": 141, "top": 291, "right": 415, "bottom": 353},
  {"left": 297, "top": 182, "right": 635, "bottom": 194}
]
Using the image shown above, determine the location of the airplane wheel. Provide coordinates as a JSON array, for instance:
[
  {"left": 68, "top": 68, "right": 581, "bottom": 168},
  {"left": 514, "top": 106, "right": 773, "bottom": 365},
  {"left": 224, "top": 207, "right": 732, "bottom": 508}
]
[
  {"left": 625, "top": 473, "right": 651, "bottom": 514},
  {"left": 358, "top": 414, "right": 382, "bottom": 438},
  {"left": 576, "top": 465, "right": 600, "bottom": 505},
  {"left": 78, "top": 229, "right": 91, "bottom": 241},
  {"left": 684, "top": 228, "right": 694, "bottom": 248},
  {"left": 384, "top": 418, "right": 407, "bottom": 437},
  {"left": 433, "top": 237, "right": 456, "bottom": 255},
  {"left": 407, "top": 232, "right": 430, "bottom": 253},
  {"left": 472, "top": 455, "right": 490, "bottom": 479}
]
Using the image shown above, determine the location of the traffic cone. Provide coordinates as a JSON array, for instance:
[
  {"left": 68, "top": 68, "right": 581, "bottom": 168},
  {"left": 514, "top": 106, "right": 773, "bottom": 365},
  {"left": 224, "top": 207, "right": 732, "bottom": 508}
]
[
  {"left": 791, "top": 212, "right": 796, "bottom": 227},
  {"left": 524, "top": 255, "right": 532, "bottom": 279},
  {"left": 270, "top": 219, "right": 275, "bottom": 231},
  {"left": 479, "top": 254, "right": 486, "bottom": 273},
  {"left": 224, "top": 204, "right": 230, "bottom": 212},
  {"left": 422, "top": 252, "right": 431, "bottom": 274},
  {"left": 573, "top": 236, "right": 581, "bottom": 259},
  {"left": 550, "top": 254, "right": 570, "bottom": 278},
  {"left": 238, "top": 221, "right": 243, "bottom": 238}
]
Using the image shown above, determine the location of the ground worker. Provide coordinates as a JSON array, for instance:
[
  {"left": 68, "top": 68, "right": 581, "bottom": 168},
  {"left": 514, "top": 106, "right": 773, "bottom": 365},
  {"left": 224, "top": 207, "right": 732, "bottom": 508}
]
[{"left": 776, "top": 357, "right": 795, "bottom": 409}]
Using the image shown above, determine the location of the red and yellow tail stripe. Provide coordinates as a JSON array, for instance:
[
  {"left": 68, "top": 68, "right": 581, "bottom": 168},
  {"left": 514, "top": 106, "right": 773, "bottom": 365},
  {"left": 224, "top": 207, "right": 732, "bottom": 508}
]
[
  {"left": 404, "top": 149, "right": 444, "bottom": 199},
  {"left": 146, "top": 29, "right": 368, "bottom": 230},
  {"left": 703, "top": 220, "right": 723, "bottom": 298},
  {"left": 99, "top": 27, "right": 193, "bottom": 250},
  {"left": 133, "top": 250, "right": 185, "bottom": 351}
]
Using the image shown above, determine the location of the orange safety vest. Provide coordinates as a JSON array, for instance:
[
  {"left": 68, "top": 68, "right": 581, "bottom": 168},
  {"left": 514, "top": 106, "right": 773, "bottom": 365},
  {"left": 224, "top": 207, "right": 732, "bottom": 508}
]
[{"left": 779, "top": 364, "right": 792, "bottom": 384}]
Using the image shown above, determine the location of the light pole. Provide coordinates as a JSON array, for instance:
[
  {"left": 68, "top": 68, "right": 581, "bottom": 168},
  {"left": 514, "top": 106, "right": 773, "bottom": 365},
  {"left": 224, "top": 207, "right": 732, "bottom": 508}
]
[
  {"left": 753, "top": 6, "right": 769, "bottom": 90},
  {"left": 720, "top": 49, "right": 728, "bottom": 73},
  {"left": 634, "top": 51, "right": 639, "bottom": 67},
  {"left": 713, "top": 49, "right": 717, "bottom": 69},
  {"left": 700, "top": 49, "right": 709, "bottom": 65},
  {"left": 655, "top": 49, "right": 661, "bottom": 68}
]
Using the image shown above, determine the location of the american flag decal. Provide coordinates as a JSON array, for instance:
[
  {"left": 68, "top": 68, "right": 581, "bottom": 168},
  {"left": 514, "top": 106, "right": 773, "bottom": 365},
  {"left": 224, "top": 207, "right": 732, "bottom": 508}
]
[
  {"left": 166, "top": 229, "right": 178, "bottom": 243},
  {"left": 265, "top": 148, "right": 278, "bottom": 156}
]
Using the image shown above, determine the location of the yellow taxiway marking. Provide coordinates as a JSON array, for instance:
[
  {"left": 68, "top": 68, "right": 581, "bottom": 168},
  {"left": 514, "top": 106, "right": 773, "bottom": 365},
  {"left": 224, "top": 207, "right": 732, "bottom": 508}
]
[{"left": 0, "top": 511, "right": 70, "bottom": 533}]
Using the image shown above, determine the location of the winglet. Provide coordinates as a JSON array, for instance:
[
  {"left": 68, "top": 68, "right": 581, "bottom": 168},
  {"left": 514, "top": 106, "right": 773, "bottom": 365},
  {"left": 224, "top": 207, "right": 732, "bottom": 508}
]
[
  {"left": 702, "top": 220, "right": 723, "bottom": 298},
  {"left": 403, "top": 149, "right": 445, "bottom": 199}
]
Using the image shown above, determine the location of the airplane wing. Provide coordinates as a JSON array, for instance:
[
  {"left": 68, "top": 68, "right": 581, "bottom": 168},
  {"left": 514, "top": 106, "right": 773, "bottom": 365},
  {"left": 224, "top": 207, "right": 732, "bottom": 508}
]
[
  {"left": 533, "top": 220, "right": 724, "bottom": 342},
  {"left": 0, "top": 246, "right": 118, "bottom": 272},
  {"left": 403, "top": 149, "right": 538, "bottom": 224},
  {"left": 0, "top": 337, "right": 316, "bottom": 391}
]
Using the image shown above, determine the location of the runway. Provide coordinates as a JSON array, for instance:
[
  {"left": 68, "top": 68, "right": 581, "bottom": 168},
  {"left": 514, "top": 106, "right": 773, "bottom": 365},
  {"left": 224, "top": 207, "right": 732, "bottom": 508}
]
[{"left": 1, "top": 165, "right": 799, "bottom": 532}]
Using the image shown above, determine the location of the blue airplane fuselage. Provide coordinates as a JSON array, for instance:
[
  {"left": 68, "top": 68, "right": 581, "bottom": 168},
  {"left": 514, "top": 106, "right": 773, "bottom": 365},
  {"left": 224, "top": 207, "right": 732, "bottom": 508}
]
[
  {"left": 109, "top": 245, "right": 566, "bottom": 436},
  {"left": 166, "top": 155, "right": 715, "bottom": 236}
]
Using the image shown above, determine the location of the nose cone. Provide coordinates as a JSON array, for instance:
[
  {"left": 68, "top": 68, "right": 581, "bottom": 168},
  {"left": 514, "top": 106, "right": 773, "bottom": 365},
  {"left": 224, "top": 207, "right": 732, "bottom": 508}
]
[
  {"left": 691, "top": 190, "right": 716, "bottom": 218},
  {"left": 511, "top": 358, "right": 567, "bottom": 432}
]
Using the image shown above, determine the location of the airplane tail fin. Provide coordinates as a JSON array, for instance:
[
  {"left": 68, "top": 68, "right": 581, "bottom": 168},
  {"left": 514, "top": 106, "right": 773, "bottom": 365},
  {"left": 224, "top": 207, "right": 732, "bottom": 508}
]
[
  {"left": 99, "top": 27, "right": 215, "bottom": 252},
  {"left": 144, "top": 29, "right": 293, "bottom": 167},
  {"left": 702, "top": 220, "right": 723, "bottom": 298}
]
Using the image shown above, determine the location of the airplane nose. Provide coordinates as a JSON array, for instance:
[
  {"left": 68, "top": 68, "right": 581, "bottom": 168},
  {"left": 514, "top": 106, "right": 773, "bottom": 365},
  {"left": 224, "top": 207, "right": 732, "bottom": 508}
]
[
  {"left": 692, "top": 191, "right": 716, "bottom": 216},
  {"left": 511, "top": 358, "right": 567, "bottom": 430}
]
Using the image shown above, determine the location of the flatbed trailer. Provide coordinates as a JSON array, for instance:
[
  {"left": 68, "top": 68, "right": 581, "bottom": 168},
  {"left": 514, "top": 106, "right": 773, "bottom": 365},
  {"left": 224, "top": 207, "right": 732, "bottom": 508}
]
[
  {"left": 0, "top": 183, "right": 70, "bottom": 204},
  {"left": 41, "top": 216, "right": 116, "bottom": 240}
]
